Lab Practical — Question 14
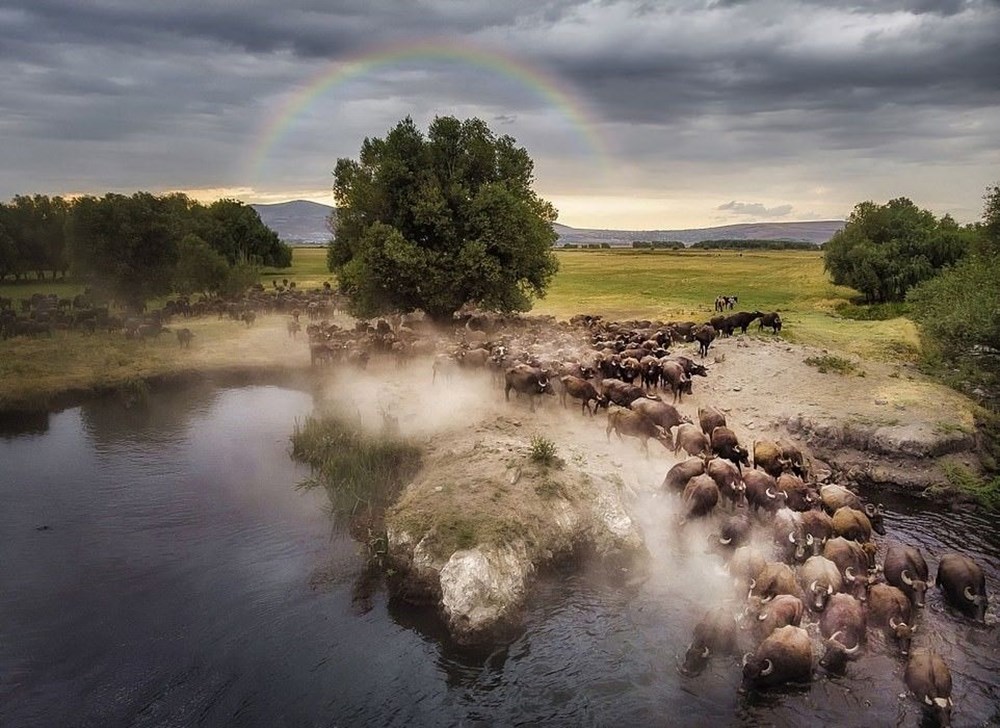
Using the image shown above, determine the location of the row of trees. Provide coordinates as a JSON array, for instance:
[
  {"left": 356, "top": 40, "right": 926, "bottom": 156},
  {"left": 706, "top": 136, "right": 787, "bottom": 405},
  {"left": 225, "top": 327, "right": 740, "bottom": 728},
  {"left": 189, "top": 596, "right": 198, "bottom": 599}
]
[{"left": 0, "top": 192, "right": 291, "bottom": 308}]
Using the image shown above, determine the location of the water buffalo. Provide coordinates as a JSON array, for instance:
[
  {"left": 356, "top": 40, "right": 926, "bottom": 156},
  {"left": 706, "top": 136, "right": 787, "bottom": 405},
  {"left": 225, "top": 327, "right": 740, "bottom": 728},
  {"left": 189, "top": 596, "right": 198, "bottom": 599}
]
[
  {"left": 504, "top": 365, "right": 555, "bottom": 412},
  {"left": 798, "top": 555, "right": 843, "bottom": 612},
  {"left": 668, "top": 355, "right": 709, "bottom": 378},
  {"left": 726, "top": 310, "right": 763, "bottom": 335},
  {"left": 752, "top": 439, "right": 786, "bottom": 478},
  {"left": 606, "top": 408, "right": 672, "bottom": 456},
  {"left": 693, "top": 324, "right": 717, "bottom": 358},
  {"left": 729, "top": 546, "right": 767, "bottom": 589},
  {"left": 884, "top": 544, "right": 930, "bottom": 608},
  {"left": 819, "top": 593, "right": 865, "bottom": 673},
  {"left": 176, "top": 328, "right": 194, "bottom": 348},
  {"left": 905, "top": 649, "right": 953, "bottom": 727},
  {"left": 674, "top": 423, "right": 711, "bottom": 459},
  {"left": 749, "top": 594, "right": 804, "bottom": 639},
  {"left": 824, "top": 537, "right": 876, "bottom": 600},
  {"left": 741, "top": 625, "right": 813, "bottom": 692},
  {"left": 680, "top": 605, "right": 740, "bottom": 676},
  {"left": 698, "top": 405, "right": 726, "bottom": 436},
  {"left": 935, "top": 552, "right": 988, "bottom": 621},
  {"left": 717, "top": 512, "right": 753, "bottom": 550},
  {"left": 682, "top": 474, "right": 720, "bottom": 520},
  {"left": 659, "top": 360, "right": 692, "bottom": 403},
  {"left": 707, "top": 457, "right": 745, "bottom": 508},
  {"left": 776, "top": 439, "right": 808, "bottom": 478},
  {"left": 799, "top": 510, "right": 834, "bottom": 546},
  {"left": 758, "top": 311, "right": 782, "bottom": 333},
  {"left": 601, "top": 378, "right": 654, "bottom": 407},
  {"left": 743, "top": 469, "right": 785, "bottom": 513},
  {"left": 560, "top": 375, "right": 607, "bottom": 415},
  {"left": 661, "top": 457, "right": 705, "bottom": 493},
  {"left": 831, "top": 507, "right": 873, "bottom": 543},
  {"left": 819, "top": 483, "right": 862, "bottom": 514},
  {"left": 629, "top": 398, "right": 691, "bottom": 432},
  {"left": 748, "top": 562, "right": 800, "bottom": 603},
  {"left": 711, "top": 426, "right": 750, "bottom": 470},
  {"left": 866, "top": 583, "right": 914, "bottom": 655},
  {"left": 775, "top": 472, "right": 817, "bottom": 512}
]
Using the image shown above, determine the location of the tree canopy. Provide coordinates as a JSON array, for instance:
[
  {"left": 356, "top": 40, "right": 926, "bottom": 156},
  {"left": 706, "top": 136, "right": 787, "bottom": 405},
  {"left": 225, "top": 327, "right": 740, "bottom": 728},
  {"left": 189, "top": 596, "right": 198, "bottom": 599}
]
[
  {"left": 823, "top": 197, "right": 972, "bottom": 302},
  {"left": 908, "top": 183, "right": 1000, "bottom": 367},
  {"left": 327, "top": 115, "right": 559, "bottom": 320}
]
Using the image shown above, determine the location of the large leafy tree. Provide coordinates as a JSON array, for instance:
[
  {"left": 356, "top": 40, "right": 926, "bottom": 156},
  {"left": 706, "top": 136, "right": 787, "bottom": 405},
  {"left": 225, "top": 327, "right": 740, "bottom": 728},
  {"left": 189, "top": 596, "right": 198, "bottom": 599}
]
[
  {"left": 824, "top": 197, "right": 972, "bottom": 302},
  {"left": 67, "top": 192, "right": 182, "bottom": 310},
  {"left": 327, "top": 116, "right": 559, "bottom": 321}
]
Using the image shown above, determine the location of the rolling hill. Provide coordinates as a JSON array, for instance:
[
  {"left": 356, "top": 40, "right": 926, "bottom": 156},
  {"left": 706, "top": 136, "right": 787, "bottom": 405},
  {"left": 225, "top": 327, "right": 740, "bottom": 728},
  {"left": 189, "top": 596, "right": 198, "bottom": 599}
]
[{"left": 252, "top": 200, "right": 842, "bottom": 247}]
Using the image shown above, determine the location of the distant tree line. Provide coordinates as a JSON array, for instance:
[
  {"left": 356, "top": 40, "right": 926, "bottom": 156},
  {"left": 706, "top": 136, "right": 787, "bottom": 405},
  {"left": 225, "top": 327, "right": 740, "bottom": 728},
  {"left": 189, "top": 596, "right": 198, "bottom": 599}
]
[
  {"left": 0, "top": 192, "right": 291, "bottom": 308},
  {"left": 691, "top": 239, "right": 819, "bottom": 251},
  {"left": 560, "top": 242, "right": 613, "bottom": 249},
  {"left": 631, "top": 241, "right": 686, "bottom": 250}
]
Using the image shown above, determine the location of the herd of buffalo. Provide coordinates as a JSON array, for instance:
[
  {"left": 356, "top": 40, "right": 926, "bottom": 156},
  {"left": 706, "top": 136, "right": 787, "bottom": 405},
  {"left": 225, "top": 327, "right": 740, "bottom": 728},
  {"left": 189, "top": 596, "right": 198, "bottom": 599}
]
[{"left": 300, "top": 306, "right": 990, "bottom": 726}]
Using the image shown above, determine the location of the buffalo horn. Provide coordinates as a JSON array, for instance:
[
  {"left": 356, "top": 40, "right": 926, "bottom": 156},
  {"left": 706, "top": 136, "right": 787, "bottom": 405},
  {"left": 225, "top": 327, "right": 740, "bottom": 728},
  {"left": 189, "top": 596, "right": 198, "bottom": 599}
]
[
  {"left": 901, "top": 569, "right": 913, "bottom": 586},
  {"left": 742, "top": 652, "right": 751, "bottom": 666},
  {"left": 964, "top": 586, "right": 977, "bottom": 602},
  {"left": 806, "top": 534, "right": 814, "bottom": 546},
  {"left": 701, "top": 646, "right": 710, "bottom": 658},
  {"left": 877, "top": 503, "right": 885, "bottom": 513},
  {"left": 810, "top": 579, "right": 818, "bottom": 593},
  {"left": 845, "top": 567, "right": 856, "bottom": 583},
  {"left": 844, "top": 641, "right": 861, "bottom": 656},
  {"left": 757, "top": 612, "right": 768, "bottom": 621},
  {"left": 924, "top": 695, "right": 934, "bottom": 706},
  {"left": 827, "top": 583, "right": 834, "bottom": 595},
  {"left": 760, "top": 658, "right": 774, "bottom": 676},
  {"left": 766, "top": 488, "right": 777, "bottom": 500},
  {"left": 889, "top": 616, "right": 899, "bottom": 629},
  {"left": 720, "top": 536, "right": 732, "bottom": 545},
  {"left": 788, "top": 532, "right": 797, "bottom": 544}
]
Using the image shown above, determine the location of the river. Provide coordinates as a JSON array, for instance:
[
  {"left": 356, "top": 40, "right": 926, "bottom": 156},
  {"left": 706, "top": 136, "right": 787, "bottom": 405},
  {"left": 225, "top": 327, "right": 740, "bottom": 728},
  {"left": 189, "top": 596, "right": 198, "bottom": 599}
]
[{"left": 1, "top": 384, "right": 997, "bottom": 727}]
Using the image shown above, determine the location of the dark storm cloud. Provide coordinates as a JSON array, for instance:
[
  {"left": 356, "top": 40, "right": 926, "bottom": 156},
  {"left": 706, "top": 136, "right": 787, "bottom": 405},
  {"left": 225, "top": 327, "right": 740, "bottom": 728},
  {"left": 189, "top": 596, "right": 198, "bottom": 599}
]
[{"left": 1, "top": 0, "right": 998, "bottom": 223}]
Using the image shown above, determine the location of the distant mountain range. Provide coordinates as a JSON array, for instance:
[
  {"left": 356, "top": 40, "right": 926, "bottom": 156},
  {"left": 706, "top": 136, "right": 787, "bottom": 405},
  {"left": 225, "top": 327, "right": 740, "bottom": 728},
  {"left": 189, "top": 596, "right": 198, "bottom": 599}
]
[
  {"left": 251, "top": 200, "right": 335, "bottom": 244},
  {"left": 252, "top": 200, "right": 843, "bottom": 247}
]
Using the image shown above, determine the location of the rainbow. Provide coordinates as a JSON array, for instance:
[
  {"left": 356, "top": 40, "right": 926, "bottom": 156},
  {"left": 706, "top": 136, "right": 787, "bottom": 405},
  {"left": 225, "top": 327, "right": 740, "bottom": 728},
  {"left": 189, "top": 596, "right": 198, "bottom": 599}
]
[{"left": 247, "top": 39, "right": 610, "bottom": 184}]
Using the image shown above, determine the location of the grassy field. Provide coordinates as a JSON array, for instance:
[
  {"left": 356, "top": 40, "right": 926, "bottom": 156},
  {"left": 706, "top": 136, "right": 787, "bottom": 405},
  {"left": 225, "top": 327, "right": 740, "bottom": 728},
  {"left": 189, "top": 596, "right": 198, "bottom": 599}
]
[{"left": 533, "top": 249, "right": 921, "bottom": 362}]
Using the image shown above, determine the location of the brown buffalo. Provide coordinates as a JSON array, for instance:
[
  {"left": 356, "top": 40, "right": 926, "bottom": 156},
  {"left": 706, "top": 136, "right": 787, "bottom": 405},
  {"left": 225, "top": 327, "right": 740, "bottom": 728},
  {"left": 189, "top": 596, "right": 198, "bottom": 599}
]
[
  {"left": 936, "top": 552, "right": 988, "bottom": 621},
  {"left": 819, "top": 593, "right": 865, "bottom": 673},
  {"left": 680, "top": 606, "right": 740, "bottom": 676},
  {"left": 905, "top": 649, "right": 953, "bottom": 727},
  {"left": 866, "top": 583, "right": 914, "bottom": 655},
  {"left": 606, "top": 408, "right": 672, "bottom": 455},
  {"left": 661, "top": 457, "right": 705, "bottom": 493},
  {"left": 741, "top": 625, "right": 813, "bottom": 692},
  {"left": 884, "top": 544, "right": 930, "bottom": 608}
]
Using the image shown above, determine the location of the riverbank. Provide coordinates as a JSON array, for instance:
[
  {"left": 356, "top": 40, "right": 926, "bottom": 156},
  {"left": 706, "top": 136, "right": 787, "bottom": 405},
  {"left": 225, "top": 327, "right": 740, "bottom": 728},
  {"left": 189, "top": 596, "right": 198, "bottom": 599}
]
[{"left": 0, "top": 315, "right": 313, "bottom": 412}]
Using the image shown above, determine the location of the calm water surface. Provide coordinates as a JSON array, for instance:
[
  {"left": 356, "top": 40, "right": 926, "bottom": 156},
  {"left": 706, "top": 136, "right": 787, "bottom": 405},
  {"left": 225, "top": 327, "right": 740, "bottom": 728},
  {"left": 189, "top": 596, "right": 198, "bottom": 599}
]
[{"left": 1, "top": 385, "right": 997, "bottom": 727}]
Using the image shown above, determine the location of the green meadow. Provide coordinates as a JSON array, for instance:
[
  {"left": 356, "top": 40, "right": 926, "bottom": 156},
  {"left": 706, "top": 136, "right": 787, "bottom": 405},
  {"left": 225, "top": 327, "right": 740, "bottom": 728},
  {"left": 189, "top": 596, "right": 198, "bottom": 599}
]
[{"left": 532, "top": 249, "right": 921, "bottom": 362}]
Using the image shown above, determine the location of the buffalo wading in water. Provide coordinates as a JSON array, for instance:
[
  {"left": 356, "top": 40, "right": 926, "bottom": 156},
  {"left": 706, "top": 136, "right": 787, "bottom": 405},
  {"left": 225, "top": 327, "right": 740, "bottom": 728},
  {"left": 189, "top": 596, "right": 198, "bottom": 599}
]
[
  {"left": 905, "top": 649, "right": 954, "bottom": 727},
  {"left": 741, "top": 625, "right": 813, "bottom": 692},
  {"left": 935, "top": 553, "right": 988, "bottom": 621}
]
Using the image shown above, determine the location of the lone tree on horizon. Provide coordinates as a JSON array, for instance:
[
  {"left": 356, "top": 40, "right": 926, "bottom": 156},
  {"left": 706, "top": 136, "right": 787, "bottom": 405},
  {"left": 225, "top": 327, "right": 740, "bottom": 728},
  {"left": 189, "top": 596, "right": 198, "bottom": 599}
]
[{"left": 326, "top": 115, "right": 559, "bottom": 321}]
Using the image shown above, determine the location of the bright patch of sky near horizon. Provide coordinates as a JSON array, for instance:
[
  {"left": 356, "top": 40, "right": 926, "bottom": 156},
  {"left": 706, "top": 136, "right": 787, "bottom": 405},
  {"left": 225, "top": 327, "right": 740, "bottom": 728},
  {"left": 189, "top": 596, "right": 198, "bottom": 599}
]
[{"left": 1, "top": 0, "right": 998, "bottom": 229}]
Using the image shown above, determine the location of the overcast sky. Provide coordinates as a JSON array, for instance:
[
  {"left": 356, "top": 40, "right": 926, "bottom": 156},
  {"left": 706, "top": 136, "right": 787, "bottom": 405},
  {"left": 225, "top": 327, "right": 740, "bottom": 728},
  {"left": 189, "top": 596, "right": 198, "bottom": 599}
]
[{"left": 2, "top": 0, "right": 998, "bottom": 229}]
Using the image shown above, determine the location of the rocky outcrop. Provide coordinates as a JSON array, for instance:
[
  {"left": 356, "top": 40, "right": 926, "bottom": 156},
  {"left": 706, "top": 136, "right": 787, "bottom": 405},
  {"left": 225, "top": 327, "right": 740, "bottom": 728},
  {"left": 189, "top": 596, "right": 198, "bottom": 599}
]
[{"left": 385, "top": 426, "right": 646, "bottom": 644}]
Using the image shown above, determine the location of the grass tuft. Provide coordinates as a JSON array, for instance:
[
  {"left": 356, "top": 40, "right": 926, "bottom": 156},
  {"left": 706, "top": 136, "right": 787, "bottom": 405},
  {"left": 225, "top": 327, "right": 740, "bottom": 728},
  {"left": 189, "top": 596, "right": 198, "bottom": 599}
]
[
  {"left": 940, "top": 462, "right": 1000, "bottom": 510},
  {"left": 804, "top": 354, "right": 862, "bottom": 376}
]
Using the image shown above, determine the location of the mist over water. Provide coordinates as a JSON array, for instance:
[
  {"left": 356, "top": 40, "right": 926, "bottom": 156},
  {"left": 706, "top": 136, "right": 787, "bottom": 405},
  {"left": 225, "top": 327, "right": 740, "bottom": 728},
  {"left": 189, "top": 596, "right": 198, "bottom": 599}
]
[{"left": 0, "top": 379, "right": 997, "bottom": 727}]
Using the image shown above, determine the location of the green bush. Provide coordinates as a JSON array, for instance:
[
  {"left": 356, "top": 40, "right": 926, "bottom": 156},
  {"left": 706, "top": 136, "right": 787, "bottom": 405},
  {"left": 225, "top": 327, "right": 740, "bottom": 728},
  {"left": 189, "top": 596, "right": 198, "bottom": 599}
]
[{"left": 529, "top": 435, "right": 558, "bottom": 466}]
